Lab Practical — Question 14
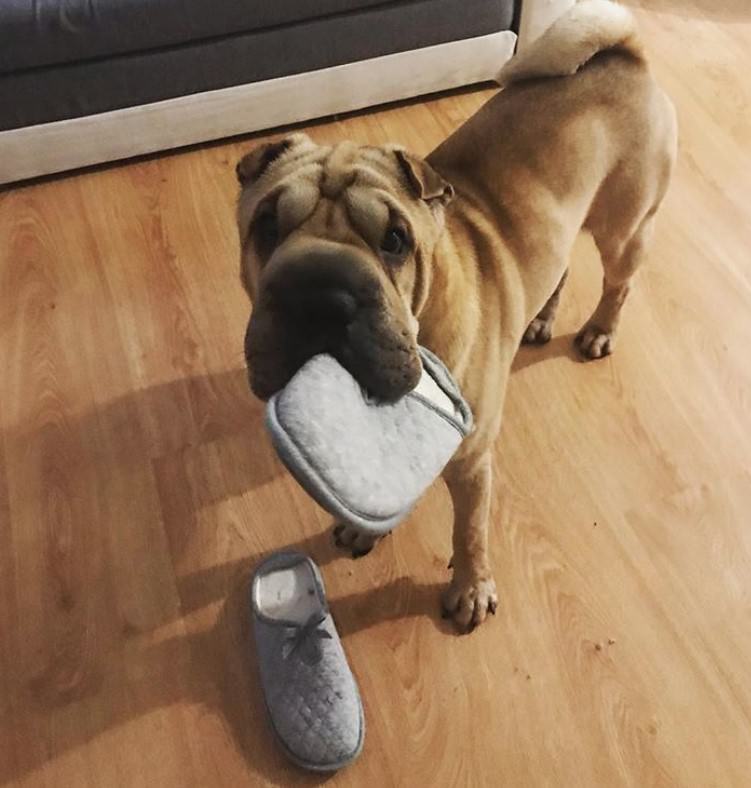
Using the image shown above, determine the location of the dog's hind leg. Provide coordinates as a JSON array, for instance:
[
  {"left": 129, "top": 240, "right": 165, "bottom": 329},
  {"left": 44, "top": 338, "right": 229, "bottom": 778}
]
[
  {"left": 575, "top": 212, "right": 656, "bottom": 359},
  {"left": 576, "top": 90, "right": 676, "bottom": 360},
  {"left": 522, "top": 269, "right": 569, "bottom": 346}
]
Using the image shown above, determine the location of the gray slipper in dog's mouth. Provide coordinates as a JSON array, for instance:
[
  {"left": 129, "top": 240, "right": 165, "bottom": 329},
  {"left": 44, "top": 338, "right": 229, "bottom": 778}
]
[
  {"left": 265, "top": 346, "right": 473, "bottom": 536},
  {"left": 251, "top": 551, "right": 364, "bottom": 771}
]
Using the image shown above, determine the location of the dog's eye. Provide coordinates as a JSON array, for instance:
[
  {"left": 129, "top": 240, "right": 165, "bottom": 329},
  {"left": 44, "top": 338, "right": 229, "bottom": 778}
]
[
  {"left": 380, "top": 227, "right": 409, "bottom": 260},
  {"left": 254, "top": 210, "right": 279, "bottom": 258}
]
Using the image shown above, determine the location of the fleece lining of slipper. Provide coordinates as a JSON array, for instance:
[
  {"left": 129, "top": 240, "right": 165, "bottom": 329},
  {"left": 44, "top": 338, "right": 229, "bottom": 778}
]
[{"left": 265, "top": 346, "right": 472, "bottom": 535}]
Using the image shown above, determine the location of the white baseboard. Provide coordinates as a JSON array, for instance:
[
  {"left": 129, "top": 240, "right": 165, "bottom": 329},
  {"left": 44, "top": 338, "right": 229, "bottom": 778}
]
[{"left": 0, "top": 30, "right": 517, "bottom": 185}]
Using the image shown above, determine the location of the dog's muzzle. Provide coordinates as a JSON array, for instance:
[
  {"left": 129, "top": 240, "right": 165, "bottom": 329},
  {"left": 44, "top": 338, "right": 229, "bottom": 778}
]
[{"left": 244, "top": 244, "right": 421, "bottom": 401}]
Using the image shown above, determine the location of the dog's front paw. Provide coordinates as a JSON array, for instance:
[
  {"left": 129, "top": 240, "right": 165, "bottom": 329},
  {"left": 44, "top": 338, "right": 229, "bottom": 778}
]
[
  {"left": 522, "top": 316, "right": 554, "bottom": 345},
  {"left": 575, "top": 324, "right": 614, "bottom": 359},
  {"left": 332, "top": 523, "right": 382, "bottom": 558},
  {"left": 441, "top": 576, "right": 498, "bottom": 632}
]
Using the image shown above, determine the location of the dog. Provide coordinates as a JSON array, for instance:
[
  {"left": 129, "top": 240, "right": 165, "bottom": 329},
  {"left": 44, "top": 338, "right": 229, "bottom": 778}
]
[{"left": 236, "top": 0, "right": 677, "bottom": 632}]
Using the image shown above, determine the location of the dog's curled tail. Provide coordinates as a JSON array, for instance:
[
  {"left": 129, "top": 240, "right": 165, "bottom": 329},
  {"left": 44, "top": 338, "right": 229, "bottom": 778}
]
[{"left": 497, "top": 0, "right": 643, "bottom": 88}]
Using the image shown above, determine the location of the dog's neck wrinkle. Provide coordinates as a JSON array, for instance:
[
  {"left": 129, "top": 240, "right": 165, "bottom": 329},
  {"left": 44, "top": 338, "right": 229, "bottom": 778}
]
[
  {"left": 418, "top": 200, "right": 527, "bottom": 385},
  {"left": 416, "top": 215, "right": 478, "bottom": 378}
]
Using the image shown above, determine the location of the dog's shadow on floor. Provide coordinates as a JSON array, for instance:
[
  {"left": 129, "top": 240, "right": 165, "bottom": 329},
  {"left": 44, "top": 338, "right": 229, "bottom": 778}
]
[
  {"left": 6, "top": 327, "right": 583, "bottom": 784},
  {"left": 5, "top": 363, "right": 458, "bottom": 785},
  {"left": 511, "top": 332, "right": 581, "bottom": 374},
  {"left": 9, "top": 330, "right": 579, "bottom": 784}
]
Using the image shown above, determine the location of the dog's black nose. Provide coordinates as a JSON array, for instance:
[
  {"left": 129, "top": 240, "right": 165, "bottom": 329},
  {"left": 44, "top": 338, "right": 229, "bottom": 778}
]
[
  {"left": 301, "top": 287, "right": 357, "bottom": 323},
  {"left": 263, "top": 243, "right": 382, "bottom": 332},
  {"left": 276, "top": 286, "right": 358, "bottom": 324}
]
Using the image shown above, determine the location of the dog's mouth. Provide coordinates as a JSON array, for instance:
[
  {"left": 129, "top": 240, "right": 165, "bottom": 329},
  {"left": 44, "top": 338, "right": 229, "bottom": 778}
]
[{"left": 244, "top": 300, "right": 421, "bottom": 402}]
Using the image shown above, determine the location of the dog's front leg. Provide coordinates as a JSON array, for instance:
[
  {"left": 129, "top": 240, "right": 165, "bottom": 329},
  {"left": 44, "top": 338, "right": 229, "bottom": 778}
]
[{"left": 442, "top": 452, "right": 498, "bottom": 632}]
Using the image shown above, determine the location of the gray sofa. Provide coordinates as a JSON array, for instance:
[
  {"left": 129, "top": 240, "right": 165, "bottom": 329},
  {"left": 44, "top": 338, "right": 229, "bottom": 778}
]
[{"left": 0, "top": 0, "right": 522, "bottom": 183}]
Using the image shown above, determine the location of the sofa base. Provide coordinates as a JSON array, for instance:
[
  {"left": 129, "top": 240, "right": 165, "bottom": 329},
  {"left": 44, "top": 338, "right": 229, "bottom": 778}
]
[{"left": 0, "top": 30, "right": 516, "bottom": 185}]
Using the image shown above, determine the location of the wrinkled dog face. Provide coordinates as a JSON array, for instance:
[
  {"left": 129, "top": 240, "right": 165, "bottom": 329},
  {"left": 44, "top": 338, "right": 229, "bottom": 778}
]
[{"left": 236, "top": 133, "right": 454, "bottom": 401}]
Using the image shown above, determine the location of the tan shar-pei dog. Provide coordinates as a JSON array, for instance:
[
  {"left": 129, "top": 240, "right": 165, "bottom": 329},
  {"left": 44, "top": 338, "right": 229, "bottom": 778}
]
[{"left": 236, "top": 0, "right": 677, "bottom": 631}]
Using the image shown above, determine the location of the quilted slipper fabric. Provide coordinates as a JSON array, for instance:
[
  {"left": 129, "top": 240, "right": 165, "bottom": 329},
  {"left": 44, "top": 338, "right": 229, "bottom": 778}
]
[
  {"left": 265, "top": 346, "right": 473, "bottom": 535},
  {"left": 251, "top": 551, "right": 364, "bottom": 771}
]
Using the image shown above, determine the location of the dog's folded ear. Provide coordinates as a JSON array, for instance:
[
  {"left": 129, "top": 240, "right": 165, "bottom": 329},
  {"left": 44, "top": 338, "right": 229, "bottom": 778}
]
[
  {"left": 395, "top": 149, "right": 455, "bottom": 207},
  {"left": 236, "top": 139, "right": 292, "bottom": 186},
  {"left": 236, "top": 133, "right": 311, "bottom": 187}
]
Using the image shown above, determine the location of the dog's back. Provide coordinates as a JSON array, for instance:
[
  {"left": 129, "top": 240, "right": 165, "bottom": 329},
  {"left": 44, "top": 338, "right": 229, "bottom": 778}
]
[{"left": 424, "top": 0, "right": 677, "bottom": 431}]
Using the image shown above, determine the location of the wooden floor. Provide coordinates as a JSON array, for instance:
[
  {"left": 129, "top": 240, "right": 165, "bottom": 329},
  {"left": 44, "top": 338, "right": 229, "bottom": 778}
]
[{"left": 1, "top": 3, "right": 750, "bottom": 786}]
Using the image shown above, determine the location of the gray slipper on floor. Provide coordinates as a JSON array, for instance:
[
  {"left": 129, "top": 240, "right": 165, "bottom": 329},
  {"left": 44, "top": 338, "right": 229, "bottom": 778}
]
[
  {"left": 265, "top": 346, "right": 473, "bottom": 536},
  {"left": 251, "top": 551, "right": 364, "bottom": 772}
]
